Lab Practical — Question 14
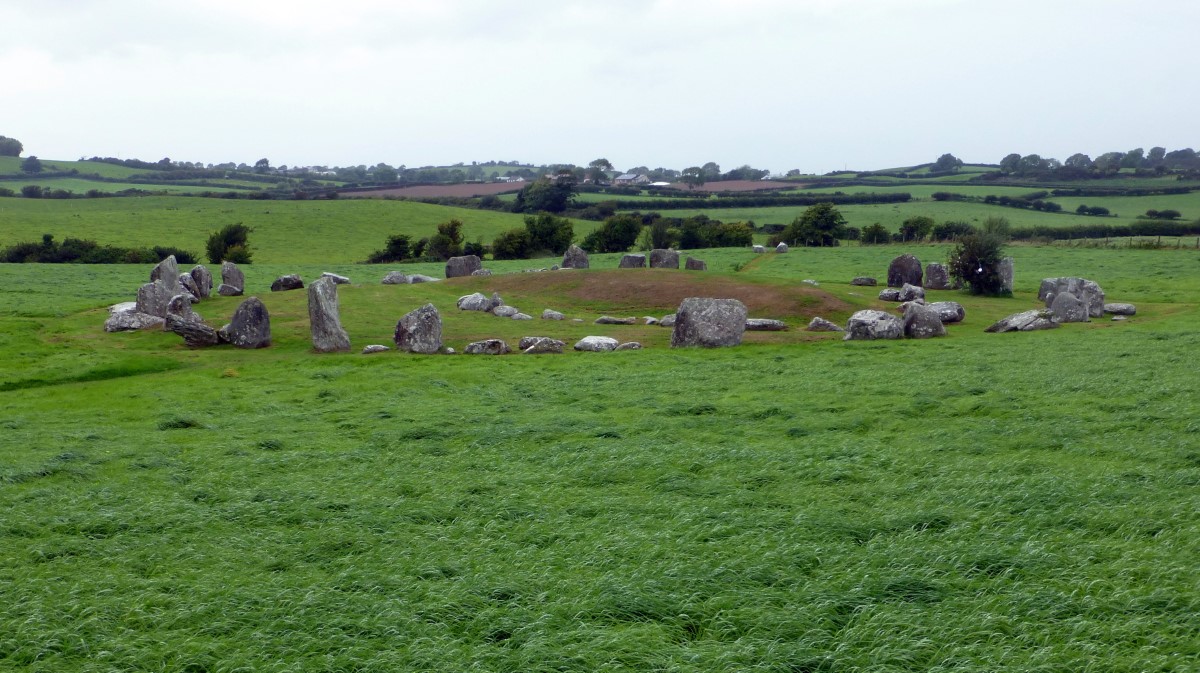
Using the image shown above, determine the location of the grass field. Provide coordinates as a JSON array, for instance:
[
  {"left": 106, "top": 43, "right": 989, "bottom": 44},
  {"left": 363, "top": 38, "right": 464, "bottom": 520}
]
[
  {"left": 1, "top": 241, "right": 1197, "bottom": 671},
  {"left": 0, "top": 178, "right": 267, "bottom": 196},
  {"left": 0, "top": 197, "right": 594, "bottom": 265},
  {"left": 0, "top": 157, "right": 156, "bottom": 179}
]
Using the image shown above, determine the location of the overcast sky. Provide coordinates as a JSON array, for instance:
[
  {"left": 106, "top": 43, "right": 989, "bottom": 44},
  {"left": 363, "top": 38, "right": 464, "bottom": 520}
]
[{"left": 5, "top": 0, "right": 1197, "bottom": 174}]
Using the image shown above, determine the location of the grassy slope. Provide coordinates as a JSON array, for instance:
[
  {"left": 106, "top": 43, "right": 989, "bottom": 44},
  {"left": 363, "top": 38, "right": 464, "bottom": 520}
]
[
  {"left": 0, "top": 245, "right": 1197, "bottom": 671},
  {"left": 0, "top": 157, "right": 156, "bottom": 179},
  {"left": 0, "top": 197, "right": 595, "bottom": 264}
]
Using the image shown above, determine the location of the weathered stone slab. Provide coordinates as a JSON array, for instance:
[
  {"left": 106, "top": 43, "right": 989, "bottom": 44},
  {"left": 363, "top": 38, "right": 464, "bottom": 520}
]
[
  {"left": 898, "top": 283, "right": 926, "bottom": 302},
  {"left": 150, "top": 255, "right": 181, "bottom": 295},
  {"left": 1038, "top": 277, "right": 1104, "bottom": 317},
  {"left": 595, "top": 316, "right": 636, "bottom": 325},
  {"left": 542, "top": 309, "right": 564, "bottom": 320},
  {"left": 361, "top": 344, "right": 390, "bottom": 354},
  {"left": 843, "top": 310, "right": 903, "bottom": 341},
  {"left": 574, "top": 336, "right": 619, "bottom": 352},
  {"left": 685, "top": 257, "right": 707, "bottom": 271},
  {"left": 850, "top": 277, "right": 877, "bottom": 286},
  {"left": 745, "top": 318, "right": 787, "bottom": 331},
  {"left": 190, "top": 265, "right": 213, "bottom": 299},
  {"left": 1049, "top": 291, "right": 1089, "bottom": 323},
  {"left": 887, "top": 254, "right": 922, "bottom": 288},
  {"left": 381, "top": 271, "right": 408, "bottom": 285},
  {"left": 136, "top": 280, "right": 173, "bottom": 318},
  {"left": 671, "top": 298, "right": 748, "bottom": 348},
  {"left": 457, "top": 293, "right": 493, "bottom": 311},
  {"left": 221, "top": 297, "right": 271, "bottom": 348},
  {"left": 649, "top": 249, "right": 680, "bottom": 269},
  {"left": 464, "top": 339, "right": 510, "bottom": 355},
  {"left": 1104, "top": 303, "right": 1136, "bottom": 316},
  {"left": 519, "top": 336, "right": 565, "bottom": 354},
  {"left": 320, "top": 272, "right": 350, "bottom": 285},
  {"left": 806, "top": 317, "right": 844, "bottom": 332},
  {"left": 308, "top": 276, "right": 350, "bottom": 352},
  {"left": 562, "top": 244, "right": 589, "bottom": 269},
  {"left": 927, "top": 301, "right": 965, "bottom": 323},
  {"left": 445, "top": 255, "right": 482, "bottom": 278},
  {"left": 618, "top": 254, "right": 646, "bottom": 268},
  {"left": 271, "top": 274, "right": 304, "bottom": 292},
  {"left": 985, "top": 309, "right": 1059, "bottom": 333},
  {"left": 393, "top": 303, "right": 442, "bottom": 354},
  {"left": 903, "top": 303, "right": 946, "bottom": 339}
]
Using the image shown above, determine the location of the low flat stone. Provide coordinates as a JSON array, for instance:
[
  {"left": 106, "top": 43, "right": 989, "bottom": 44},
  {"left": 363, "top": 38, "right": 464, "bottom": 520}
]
[
  {"left": 753, "top": 245, "right": 766, "bottom": 253},
  {"left": 745, "top": 318, "right": 787, "bottom": 331},
  {"left": 381, "top": 271, "right": 409, "bottom": 285},
  {"left": 615, "top": 342, "right": 643, "bottom": 351},
  {"left": 492, "top": 305, "right": 519, "bottom": 318},
  {"left": 898, "top": 283, "right": 926, "bottom": 302},
  {"left": 109, "top": 301, "right": 137, "bottom": 314},
  {"left": 1104, "top": 302, "right": 1136, "bottom": 316},
  {"left": 985, "top": 309, "right": 1060, "bottom": 333},
  {"left": 471, "top": 269, "right": 493, "bottom": 277},
  {"left": 806, "top": 317, "right": 844, "bottom": 332},
  {"left": 542, "top": 309, "right": 564, "bottom": 320},
  {"left": 320, "top": 272, "right": 350, "bottom": 285},
  {"left": 850, "top": 277, "right": 877, "bottom": 286},
  {"left": 643, "top": 316, "right": 659, "bottom": 325},
  {"left": 519, "top": 336, "right": 564, "bottom": 354},
  {"left": 618, "top": 254, "right": 646, "bottom": 268},
  {"left": 878, "top": 288, "right": 901, "bottom": 302},
  {"left": 685, "top": 257, "right": 707, "bottom": 271},
  {"left": 104, "top": 309, "right": 164, "bottom": 332},
  {"left": 169, "top": 320, "right": 220, "bottom": 348},
  {"left": 595, "top": 316, "right": 636, "bottom": 325},
  {"left": 927, "top": 301, "right": 965, "bottom": 323},
  {"left": 464, "top": 339, "right": 510, "bottom": 355},
  {"left": 574, "top": 336, "right": 619, "bottom": 352},
  {"left": 843, "top": 310, "right": 904, "bottom": 341},
  {"left": 408, "top": 274, "right": 439, "bottom": 283},
  {"left": 802, "top": 279, "right": 819, "bottom": 286},
  {"left": 1112, "top": 315, "right": 1128, "bottom": 322},
  {"left": 511, "top": 313, "right": 532, "bottom": 320},
  {"left": 457, "top": 292, "right": 492, "bottom": 311},
  {"left": 659, "top": 314, "right": 676, "bottom": 327},
  {"left": 362, "top": 344, "right": 390, "bottom": 354},
  {"left": 271, "top": 274, "right": 304, "bottom": 292},
  {"left": 217, "top": 283, "right": 243, "bottom": 297}
]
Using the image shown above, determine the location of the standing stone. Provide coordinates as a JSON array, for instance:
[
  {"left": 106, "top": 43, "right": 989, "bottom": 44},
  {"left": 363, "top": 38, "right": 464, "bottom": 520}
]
[
  {"left": 806, "top": 317, "right": 844, "bottom": 332},
  {"left": 190, "top": 265, "right": 213, "bottom": 299},
  {"left": 903, "top": 303, "right": 947, "bottom": 339},
  {"left": 887, "top": 254, "right": 922, "bottom": 288},
  {"left": 393, "top": 303, "right": 442, "bottom": 354},
  {"left": 221, "top": 261, "right": 244, "bottom": 294},
  {"left": 843, "top": 310, "right": 904, "bottom": 341},
  {"left": 464, "top": 339, "right": 510, "bottom": 355},
  {"left": 220, "top": 297, "right": 271, "bottom": 348},
  {"left": 650, "top": 249, "right": 680, "bottom": 269},
  {"left": 307, "top": 276, "right": 351, "bottom": 353},
  {"left": 753, "top": 245, "right": 766, "bottom": 253},
  {"left": 574, "top": 336, "right": 619, "bottom": 352},
  {"left": 179, "top": 273, "right": 200, "bottom": 301},
  {"left": 1049, "top": 292, "right": 1089, "bottom": 323},
  {"left": 927, "top": 301, "right": 966, "bottom": 323},
  {"left": 1039, "top": 277, "right": 1104, "bottom": 318},
  {"left": 985, "top": 310, "right": 1059, "bottom": 333},
  {"left": 271, "top": 274, "right": 304, "bottom": 292},
  {"left": 150, "top": 255, "right": 181, "bottom": 295},
  {"left": 445, "top": 255, "right": 482, "bottom": 278},
  {"left": 998, "top": 257, "right": 1014, "bottom": 294},
  {"left": 618, "top": 254, "right": 646, "bottom": 268},
  {"left": 381, "top": 271, "right": 409, "bottom": 285},
  {"left": 851, "top": 277, "right": 878, "bottom": 286},
  {"left": 924, "top": 263, "right": 952, "bottom": 290},
  {"left": 775, "top": 242, "right": 789, "bottom": 253},
  {"left": 562, "top": 244, "right": 589, "bottom": 269},
  {"left": 136, "top": 281, "right": 174, "bottom": 318},
  {"left": 685, "top": 257, "right": 707, "bottom": 271},
  {"left": 164, "top": 294, "right": 202, "bottom": 332},
  {"left": 670, "top": 298, "right": 748, "bottom": 348}
]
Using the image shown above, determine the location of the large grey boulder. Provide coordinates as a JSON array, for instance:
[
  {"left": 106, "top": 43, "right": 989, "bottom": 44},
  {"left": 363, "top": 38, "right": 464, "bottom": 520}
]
[
  {"left": 381, "top": 271, "right": 409, "bottom": 285},
  {"left": 104, "top": 303, "right": 164, "bottom": 332},
  {"left": 685, "top": 257, "right": 707, "bottom": 271},
  {"left": 595, "top": 316, "right": 636, "bottom": 325},
  {"left": 169, "top": 319, "right": 220, "bottom": 348},
  {"left": 985, "top": 309, "right": 1059, "bottom": 333},
  {"left": 775, "top": 242, "right": 789, "bottom": 253},
  {"left": 746, "top": 318, "right": 787, "bottom": 331},
  {"left": 650, "top": 249, "right": 680, "bottom": 269},
  {"left": 561, "top": 244, "right": 589, "bottom": 269},
  {"left": 659, "top": 314, "right": 676, "bottom": 327},
  {"left": 457, "top": 292, "right": 493, "bottom": 311},
  {"left": 898, "top": 283, "right": 926, "bottom": 302},
  {"left": 670, "top": 298, "right": 748, "bottom": 348},
  {"left": 542, "top": 309, "right": 564, "bottom": 320},
  {"left": 221, "top": 261, "right": 244, "bottom": 295},
  {"left": 1049, "top": 291, "right": 1089, "bottom": 323},
  {"left": 217, "top": 283, "right": 242, "bottom": 296},
  {"left": 927, "top": 301, "right": 965, "bottom": 323},
  {"left": 464, "top": 339, "right": 510, "bottom": 355},
  {"left": 850, "top": 277, "right": 877, "bottom": 286},
  {"left": 843, "top": 310, "right": 904, "bottom": 341},
  {"left": 574, "top": 336, "right": 619, "bottom": 352},
  {"left": 1038, "top": 277, "right": 1104, "bottom": 317},
  {"left": 753, "top": 245, "right": 766, "bottom": 253},
  {"left": 164, "top": 294, "right": 203, "bottom": 332},
  {"left": 806, "top": 317, "right": 844, "bottom": 332},
  {"left": 445, "top": 255, "right": 482, "bottom": 278},
  {"left": 220, "top": 297, "right": 271, "bottom": 348},
  {"left": 492, "top": 305, "right": 519, "bottom": 318},
  {"left": 878, "top": 288, "right": 902, "bottom": 302},
  {"left": 887, "top": 254, "right": 922, "bottom": 288},
  {"left": 998, "top": 257, "right": 1014, "bottom": 293},
  {"left": 393, "top": 303, "right": 442, "bottom": 354},
  {"left": 190, "top": 265, "right": 213, "bottom": 299},
  {"left": 1104, "top": 303, "right": 1136, "bottom": 316},
  {"left": 150, "top": 255, "right": 181, "bottom": 295},
  {"left": 618, "top": 254, "right": 646, "bottom": 268},
  {"left": 307, "top": 276, "right": 351, "bottom": 353},
  {"left": 136, "top": 280, "right": 174, "bottom": 318},
  {"left": 903, "top": 303, "right": 946, "bottom": 339},
  {"left": 519, "top": 336, "right": 565, "bottom": 354},
  {"left": 271, "top": 274, "right": 304, "bottom": 292},
  {"left": 924, "top": 263, "right": 952, "bottom": 290}
]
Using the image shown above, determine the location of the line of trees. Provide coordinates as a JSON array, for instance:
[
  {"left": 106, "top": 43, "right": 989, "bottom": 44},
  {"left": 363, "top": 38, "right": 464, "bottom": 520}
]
[{"left": 1, "top": 234, "right": 196, "bottom": 264}]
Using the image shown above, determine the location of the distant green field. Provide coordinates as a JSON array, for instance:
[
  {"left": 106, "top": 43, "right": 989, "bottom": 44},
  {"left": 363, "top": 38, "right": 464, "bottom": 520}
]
[
  {"left": 0, "top": 156, "right": 158, "bottom": 179},
  {"left": 0, "top": 196, "right": 595, "bottom": 264},
  {"left": 0, "top": 178, "right": 265, "bottom": 195}
]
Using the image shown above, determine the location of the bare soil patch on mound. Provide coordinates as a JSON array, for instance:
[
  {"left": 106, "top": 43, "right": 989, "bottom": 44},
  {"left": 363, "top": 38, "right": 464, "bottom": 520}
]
[
  {"left": 342, "top": 183, "right": 524, "bottom": 198},
  {"left": 467, "top": 269, "right": 851, "bottom": 318}
]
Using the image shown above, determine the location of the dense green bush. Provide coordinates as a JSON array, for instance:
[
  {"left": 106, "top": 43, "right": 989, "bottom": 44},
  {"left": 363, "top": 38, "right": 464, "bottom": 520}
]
[
  {"left": 948, "top": 233, "right": 1008, "bottom": 295},
  {"left": 931, "top": 220, "right": 975, "bottom": 241},
  {"left": 781, "top": 202, "right": 846, "bottom": 247},
  {"left": 581, "top": 214, "right": 644, "bottom": 253},
  {"left": 491, "top": 228, "right": 533, "bottom": 260},
  {"left": 365, "top": 234, "right": 412, "bottom": 263},
  {"left": 523, "top": 213, "right": 574, "bottom": 255},
  {"left": 426, "top": 219, "right": 464, "bottom": 261},
  {"left": 206, "top": 223, "right": 253, "bottom": 264},
  {"left": 1, "top": 234, "right": 196, "bottom": 264}
]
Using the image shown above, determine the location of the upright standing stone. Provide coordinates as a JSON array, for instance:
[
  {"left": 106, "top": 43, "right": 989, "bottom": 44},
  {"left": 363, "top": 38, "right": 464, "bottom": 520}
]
[
  {"left": 685, "top": 257, "right": 707, "bottom": 271},
  {"left": 670, "top": 298, "right": 748, "bottom": 348},
  {"left": 562, "top": 244, "right": 589, "bottom": 269},
  {"left": 179, "top": 273, "right": 200, "bottom": 300},
  {"left": 136, "top": 281, "right": 173, "bottom": 318},
  {"left": 150, "top": 255, "right": 181, "bottom": 295},
  {"left": 903, "top": 303, "right": 947, "bottom": 339},
  {"left": 221, "top": 261, "right": 244, "bottom": 295},
  {"left": 887, "top": 254, "right": 922, "bottom": 287},
  {"left": 307, "top": 276, "right": 350, "bottom": 352},
  {"left": 190, "top": 264, "right": 213, "bottom": 299},
  {"left": 998, "top": 257, "right": 1014, "bottom": 294},
  {"left": 924, "top": 263, "right": 951, "bottom": 290},
  {"left": 445, "top": 255, "right": 482, "bottom": 278},
  {"left": 776, "top": 242, "right": 789, "bottom": 253},
  {"left": 220, "top": 297, "right": 271, "bottom": 348},
  {"left": 618, "top": 254, "right": 646, "bottom": 268},
  {"left": 393, "top": 303, "right": 442, "bottom": 354},
  {"left": 164, "top": 294, "right": 202, "bottom": 332},
  {"left": 649, "top": 249, "right": 680, "bottom": 269}
]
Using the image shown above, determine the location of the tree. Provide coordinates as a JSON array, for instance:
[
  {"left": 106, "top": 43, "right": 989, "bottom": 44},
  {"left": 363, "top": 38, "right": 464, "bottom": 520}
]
[
  {"left": 20, "top": 185, "right": 43, "bottom": 198},
  {"left": 513, "top": 178, "right": 575, "bottom": 213},
  {"left": 999, "top": 153, "right": 1021, "bottom": 174},
  {"left": 933, "top": 153, "right": 963, "bottom": 172},
  {"left": 948, "top": 233, "right": 1007, "bottom": 295},
  {"left": 1064, "top": 153, "right": 1093, "bottom": 169},
  {"left": 1147, "top": 147, "right": 1167, "bottom": 166},
  {"left": 491, "top": 228, "right": 532, "bottom": 260},
  {"left": 1017, "top": 154, "right": 1047, "bottom": 175},
  {"left": 365, "top": 234, "right": 412, "bottom": 263},
  {"left": 860, "top": 223, "right": 890, "bottom": 244},
  {"left": 206, "top": 223, "right": 253, "bottom": 264},
  {"left": 680, "top": 166, "right": 706, "bottom": 190},
  {"left": 0, "top": 136, "right": 22, "bottom": 157},
  {"left": 1120, "top": 148, "right": 1144, "bottom": 169},
  {"left": 427, "top": 219, "right": 465, "bottom": 260},
  {"left": 701, "top": 162, "right": 721, "bottom": 179},
  {"left": 580, "top": 214, "right": 643, "bottom": 253},
  {"left": 586, "top": 158, "right": 613, "bottom": 183},
  {"left": 253, "top": 158, "right": 271, "bottom": 174},
  {"left": 782, "top": 202, "right": 846, "bottom": 247},
  {"left": 20, "top": 156, "right": 43, "bottom": 174},
  {"left": 898, "top": 216, "right": 934, "bottom": 242},
  {"left": 373, "top": 164, "right": 399, "bottom": 183},
  {"left": 1093, "top": 152, "right": 1125, "bottom": 173},
  {"left": 523, "top": 213, "right": 574, "bottom": 254}
]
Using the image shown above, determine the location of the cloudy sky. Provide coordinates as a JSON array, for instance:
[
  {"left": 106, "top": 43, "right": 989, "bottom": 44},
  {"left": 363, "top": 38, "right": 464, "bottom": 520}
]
[{"left": 5, "top": 0, "right": 1196, "bottom": 174}]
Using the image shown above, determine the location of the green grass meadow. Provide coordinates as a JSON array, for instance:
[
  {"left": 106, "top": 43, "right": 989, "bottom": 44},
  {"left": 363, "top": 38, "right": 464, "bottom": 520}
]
[{"left": 1, "top": 233, "right": 1198, "bottom": 670}]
